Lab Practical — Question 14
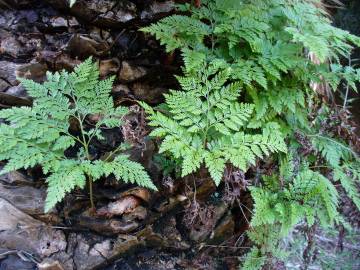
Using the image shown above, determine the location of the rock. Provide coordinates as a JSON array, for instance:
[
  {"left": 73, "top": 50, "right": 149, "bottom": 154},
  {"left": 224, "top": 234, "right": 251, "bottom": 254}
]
[
  {"left": 130, "top": 82, "right": 167, "bottom": 104},
  {"left": 0, "top": 29, "right": 43, "bottom": 59},
  {"left": 0, "top": 35, "right": 22, "bottom": 58},
  {"left": 0, "top": 170, "right": 34, "bottom": 186},
  {"left": 0, "top": 78, "right": 10, "bottom": 92},
  {"left": 0, "top": 253, "right": 36, "bottom": 270},
  {"left": 0, "top": 184, "right": 47, "bottom": 216},
  {"left": 140, "top": 1, "right": 175, "bottom": 20},
  {"left": 0, "top": 61, "right": 21, "bottom": 85},
  {"left": 70, "top": 234, "right": 109, "bottom": 270},
  {"left": 69, "top": 233, "right": 141, "bottom": 270},
  {"left": 47, "top": 252, "right": 74, "bottom": 270},
  {"left": 99, "top": 58, "right": 120, "bottom": 77},
  {"left": 0, "top": 198, "right": 66, "bottom": 258},
  {"left": 5, "top": 85, "right": 27, "bottom": 97},
  {"left": 119, "top": 61, "right": 147, "bottom": 82}
]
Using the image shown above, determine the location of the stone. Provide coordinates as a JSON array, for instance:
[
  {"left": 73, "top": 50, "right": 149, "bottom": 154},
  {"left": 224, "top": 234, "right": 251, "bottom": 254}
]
[
  {"left": 0, "top": 35, "right": 22, "bottom": 58},
  {"left": 119, "top": 61, "right": 147, "bottom": 82},
  {"left": 0, "top": 170, "right": 34, "bottom": 186},
  {"left": 70, "top": 234, "right": 108, "bottom": 270},
  {"left": 0, "top": 61, "right": 21, "bottom": 85},
  {"left": 0, "top": 253, "right": 36, "bottom": 270},
  {"left": 0, "top": 184, "right": 47, "bottom": 216},
  {"left": 6, "top": 85, "right": 27, "bottom": 97},
  {"left": 69, "top": 233, "right": 141, "bottom": 270},
  {"left": 0, "top": 198, "right": 66, "bottom": 258},
  {"left": 0, "top": 78, "right": 10, "bottom": 92}
]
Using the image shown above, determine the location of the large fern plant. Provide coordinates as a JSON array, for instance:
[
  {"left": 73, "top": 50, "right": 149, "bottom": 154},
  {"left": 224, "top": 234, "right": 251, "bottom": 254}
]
[
  {"left": 141, "top": 0, "right": 360, "bottom": 268},
  {"left": 0, "top": 58, "right": 156, "bottom": 212}
]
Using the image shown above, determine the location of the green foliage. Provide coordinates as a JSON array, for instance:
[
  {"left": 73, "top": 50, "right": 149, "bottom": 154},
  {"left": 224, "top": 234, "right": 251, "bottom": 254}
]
[
  {"left": 142, "top": 0, "right": 360, "bottom": 268},
  {"left": 0, "top": 58, "right": 156, "bottom": 212},
  {"left": 251, "top": 158, "right": 339, "bottom": 233},
  {"left": 242, "top": 247, "right": 266, "bottom": 270},
  {"left": 141, "top": 62, "right": 286, "bottom": 185}
]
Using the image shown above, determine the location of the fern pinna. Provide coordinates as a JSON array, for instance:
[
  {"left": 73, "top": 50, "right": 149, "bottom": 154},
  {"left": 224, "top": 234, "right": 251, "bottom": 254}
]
[
  {"left": 142, "top": 0, "right": 360, "bottom": 268},
  {"left": 0, "top": 58, "right": 156, "bottom": 212}
]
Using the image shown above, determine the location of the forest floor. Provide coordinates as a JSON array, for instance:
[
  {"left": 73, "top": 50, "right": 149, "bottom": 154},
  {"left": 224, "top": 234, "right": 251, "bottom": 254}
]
[{"left": 0, "top": 1, "right": 359, "bottom": 270}]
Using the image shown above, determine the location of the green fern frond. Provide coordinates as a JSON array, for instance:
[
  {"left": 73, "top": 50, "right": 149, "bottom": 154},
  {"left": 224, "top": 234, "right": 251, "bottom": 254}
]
[{"left": 141, "top": 65, "right": 286, "bottom": 185}]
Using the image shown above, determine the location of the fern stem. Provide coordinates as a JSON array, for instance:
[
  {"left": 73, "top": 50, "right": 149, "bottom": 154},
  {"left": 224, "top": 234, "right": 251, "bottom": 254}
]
[
  {"left": 88, "top": 175, "right": 95, "bottom": 209},
  {"left": 76, "top": 110, "right": 96, "bottom": 209}
]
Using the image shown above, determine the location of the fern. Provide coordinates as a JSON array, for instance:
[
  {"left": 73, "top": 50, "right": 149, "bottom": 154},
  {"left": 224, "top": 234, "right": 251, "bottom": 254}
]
[
  {"left": 0, "top": 58, "right": 156, "bottom": 212},
  {"left": 246, "top": 157, "right": 340, "bottom": 268},
  {"left": 334, "top": 163, "right": 360, "bottom": 211},
  {"left": 142, "top": 0, "right": 360, "bottom": 268},
  {"left": 141, "top": 63, "right": 286, "bottom": 185},
  {"left": 142, "top": 0, "right": 360, "bottom": 123}
]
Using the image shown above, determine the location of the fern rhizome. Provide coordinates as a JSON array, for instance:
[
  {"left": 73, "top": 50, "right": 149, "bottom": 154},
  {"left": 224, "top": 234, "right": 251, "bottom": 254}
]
[
  {"left": 0, "top": 58, "right": 156, "bottom": 212},
  {"left": 141, "top": 0, "right": 360, "bottom": 268}
]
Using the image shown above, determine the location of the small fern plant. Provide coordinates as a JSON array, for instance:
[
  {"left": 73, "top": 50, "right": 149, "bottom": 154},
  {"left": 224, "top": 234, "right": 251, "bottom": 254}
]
[
  {"left": 140, "top": 62, "right": 287, "bottom": 185},
  {"left": 244, "top": 152, "right": 343, "bottom": 269},
  {"left": 0, "top": 58, "right": 156, "bottom": 212}
]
